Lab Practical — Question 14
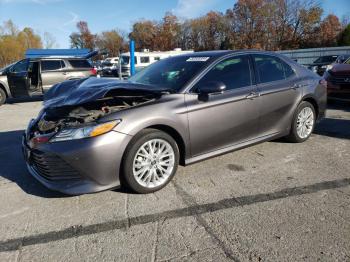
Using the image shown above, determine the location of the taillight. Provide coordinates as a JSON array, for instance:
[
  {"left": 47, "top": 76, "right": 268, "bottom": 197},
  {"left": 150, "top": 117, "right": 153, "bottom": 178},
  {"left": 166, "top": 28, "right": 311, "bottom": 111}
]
[{"left": 90, "top": 68, "right": 97, "bottom": 75}]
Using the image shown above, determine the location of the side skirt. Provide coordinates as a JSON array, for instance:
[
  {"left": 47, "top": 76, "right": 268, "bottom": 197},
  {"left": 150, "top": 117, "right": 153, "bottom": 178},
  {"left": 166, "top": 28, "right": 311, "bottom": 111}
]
[{"left": 184, "top": 131, "right": 288, "bottom": 166}]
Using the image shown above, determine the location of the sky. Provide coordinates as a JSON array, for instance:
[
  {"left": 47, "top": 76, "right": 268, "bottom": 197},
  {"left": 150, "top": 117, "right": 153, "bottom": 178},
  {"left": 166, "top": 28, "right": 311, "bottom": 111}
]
[{"left": 0, "top": 0, "right": 349, "bottom": 48}]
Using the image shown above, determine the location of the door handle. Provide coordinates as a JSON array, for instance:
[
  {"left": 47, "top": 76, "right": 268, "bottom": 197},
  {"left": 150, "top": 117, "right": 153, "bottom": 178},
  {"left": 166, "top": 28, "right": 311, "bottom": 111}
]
[
  {"left": 62, "top": 72, "right": 67, "bottom": 75},
  {"left": 292, "top": 83, "right": 307, "bottom": 90},
  {"left": 246, "top": 92, "right": 260, "bottom": 100}
]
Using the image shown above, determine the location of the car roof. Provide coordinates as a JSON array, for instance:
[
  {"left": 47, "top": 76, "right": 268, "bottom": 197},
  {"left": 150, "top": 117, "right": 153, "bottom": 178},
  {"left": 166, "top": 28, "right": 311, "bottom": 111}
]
[
  {"left": 29, "top": 57, "right": 88, "bottom": 61},
  {"left": 173, "top": 49, "right": 281, "bottom": 59}
]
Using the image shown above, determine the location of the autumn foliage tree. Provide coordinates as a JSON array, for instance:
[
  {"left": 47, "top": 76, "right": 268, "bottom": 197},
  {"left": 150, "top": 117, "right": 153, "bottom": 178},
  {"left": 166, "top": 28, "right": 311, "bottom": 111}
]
[
  {"left": 70, "top": 21, "right": 95, "bottom": 50},
  {"left": 319, "top": 14, "right": 342, "bottom": 47},
  {"left": 129, "top": 20, "right": 158, "bottom": 50},
  {"left": 0, "top": 20, "right": 42, "bottom": 68},
  {"left": 128, "top": 0, "right": 347, "bottom": 52},
  {"left": 96, "top": 30, "right": 126, "bottom": 57}
]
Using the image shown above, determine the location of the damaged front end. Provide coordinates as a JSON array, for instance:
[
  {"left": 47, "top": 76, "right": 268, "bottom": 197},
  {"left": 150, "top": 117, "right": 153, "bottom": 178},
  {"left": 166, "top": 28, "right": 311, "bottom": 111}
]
[
  {"left": 22, "top": 78, "right": 167, "bottom": 194},
  {"left": 27, "top": 78, "right": 165, "bottom": 142},
  {"left": 35, "top": 94, "right": 155, "bottom": 137}
]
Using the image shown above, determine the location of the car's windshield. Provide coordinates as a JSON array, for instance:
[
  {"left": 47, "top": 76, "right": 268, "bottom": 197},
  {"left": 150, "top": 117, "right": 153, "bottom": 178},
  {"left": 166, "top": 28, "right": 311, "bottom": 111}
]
[
  {"left": 129, "top": 55, "right": 212, "bottom": 92},
  {"left": 313, "top": 56, "right": 337, "bottom": 63}
]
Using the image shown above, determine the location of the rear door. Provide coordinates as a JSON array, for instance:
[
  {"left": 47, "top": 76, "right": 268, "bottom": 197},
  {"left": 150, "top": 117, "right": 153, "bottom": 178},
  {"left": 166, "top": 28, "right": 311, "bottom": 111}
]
[
  {"left": 40, "top": 60, "right": 66, "bottom": 91},
  {"left": 185, "top": 55, "right": 260, "bottom": 157},
  {"left": 66, "top": 59, "right": 93, "bottom": 78},
  {"left": 252, "top": 54, "right": 302, "bottom": 136},
  {"left": 7, "top": 59, "right": 30, "bottom": 97}
]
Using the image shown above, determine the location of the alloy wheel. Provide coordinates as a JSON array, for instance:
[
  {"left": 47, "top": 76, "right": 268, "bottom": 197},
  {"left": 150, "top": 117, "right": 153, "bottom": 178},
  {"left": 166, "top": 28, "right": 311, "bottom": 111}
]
[
  {"left": 296, "top": 106, "right": 314, "bottom": 139},
  {"left": 132, "top": 138, "right": 175, "bottom": 188}
]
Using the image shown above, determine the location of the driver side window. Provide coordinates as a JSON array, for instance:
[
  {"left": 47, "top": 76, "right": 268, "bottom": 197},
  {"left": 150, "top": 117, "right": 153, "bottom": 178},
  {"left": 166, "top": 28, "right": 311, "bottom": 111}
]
[
  {"left": 193, "top": 55, "right": 252, "bottom": 92},
  {"left": 11, "top": 60, "right": 28, "bottom": 73}
]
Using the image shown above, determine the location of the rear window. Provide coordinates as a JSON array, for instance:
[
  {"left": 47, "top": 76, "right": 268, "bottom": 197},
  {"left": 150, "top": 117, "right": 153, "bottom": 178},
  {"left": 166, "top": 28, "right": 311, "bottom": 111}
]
[
  {"left": 68, "top": 59, "right": 92, "bottom": 68},
  {"left": 41, "top": 60, "right": 63, "bottom": 71},
  {"left": 254, "top": 54, "right": 295, "bottom": 83}
]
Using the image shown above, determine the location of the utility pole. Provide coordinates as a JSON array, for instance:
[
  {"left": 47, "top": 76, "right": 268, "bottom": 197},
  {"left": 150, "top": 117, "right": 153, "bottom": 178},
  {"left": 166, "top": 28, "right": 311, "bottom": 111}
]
[
  {"left": 118, "top": 50, "right": 122, "bottom": 80},
  {"left": 129, "top": 40, "right": 135, "bottom": 76}
]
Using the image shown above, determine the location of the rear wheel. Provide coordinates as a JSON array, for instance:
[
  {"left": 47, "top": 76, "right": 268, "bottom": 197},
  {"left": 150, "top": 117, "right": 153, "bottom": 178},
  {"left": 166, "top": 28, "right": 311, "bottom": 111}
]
[
  {"left": 286, "top": 101, "right": 316, "bottom": 143},
  {"left": 0, "top": 88, "right": 6, "bottom": 106},
  {"left": 122, "top": 129, "right": 179, "bottom": 193}
]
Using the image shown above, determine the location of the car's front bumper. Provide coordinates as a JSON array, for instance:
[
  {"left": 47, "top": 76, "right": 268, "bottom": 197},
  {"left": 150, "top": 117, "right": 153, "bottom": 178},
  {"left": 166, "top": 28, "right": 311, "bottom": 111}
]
[{"left": 22, "top": 128, "right": 132, "bottom": 195}]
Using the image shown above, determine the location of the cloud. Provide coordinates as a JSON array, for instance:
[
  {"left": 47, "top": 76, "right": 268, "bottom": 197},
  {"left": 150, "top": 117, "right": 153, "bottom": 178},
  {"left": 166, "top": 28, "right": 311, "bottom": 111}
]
[
  {"left": 172, "top": 0, "right": 219, "bottom": 18},
  {"left": 63, "top": 11, "right": 79, "bottom": 26}
]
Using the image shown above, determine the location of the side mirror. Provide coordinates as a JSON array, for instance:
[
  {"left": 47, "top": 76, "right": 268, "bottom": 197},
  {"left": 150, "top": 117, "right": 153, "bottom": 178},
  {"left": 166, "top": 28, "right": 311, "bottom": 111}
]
[{"left": 197, "top": 81, "right": 226, "bottom": 101}]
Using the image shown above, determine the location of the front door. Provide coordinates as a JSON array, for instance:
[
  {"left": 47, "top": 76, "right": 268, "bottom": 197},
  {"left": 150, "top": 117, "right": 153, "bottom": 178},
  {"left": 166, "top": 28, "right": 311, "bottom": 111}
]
[
  {"left": 185, "top": 55, "right": 260, "bottom": 157},
  {"left": 7, "top": 59, "right": 30, "bottom": 97}
]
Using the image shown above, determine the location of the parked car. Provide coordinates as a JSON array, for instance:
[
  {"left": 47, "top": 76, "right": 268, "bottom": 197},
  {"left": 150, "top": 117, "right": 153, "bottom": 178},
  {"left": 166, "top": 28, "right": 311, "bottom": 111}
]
[
  {"left": 323, "top": 56, "right": 350, "bottom": 101},
  {"left": 22, "top": 50, "right": 326, "bottom": 195},
  {"left": 101, "top": 57, "right": 119, "bottom": 77},
  {"left": 91, "top": 60, "right": 103, "bottom": 76},
  {"left": 0, "top": 57, "right": 97, "bottom": 106},
  {"left": 308, "top": 55, "right": 339, "bottom": 76}
]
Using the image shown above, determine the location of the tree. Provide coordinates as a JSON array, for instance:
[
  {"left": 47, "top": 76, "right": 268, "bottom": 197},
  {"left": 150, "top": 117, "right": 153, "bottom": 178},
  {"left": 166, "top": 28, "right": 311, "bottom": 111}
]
[
  {"left": 0, "top": 20, "right": 42, "bottom": 68},
  {"left": 319, "top": 15, "right": 341, "bottom": 47},
  {"left": 157, "top": 12, "right": 181, "bottom": 51},
  {"left": 70, "top": 21, "right": 95, "bottom": 50},
  {"left": 338, "top": 24, "right": 350, "bottom": 46},
  {"left": 43, "top": 32, "right": 57, "bottom": 48},
  {"left": 96, "top": 30, "right": 126, "bottom": 57},
  {"left": 129, "top": 20, "right": 158, "bottom": 50},
  {"left": 229, "top": 0, "right": 273, "bottom": 49}
]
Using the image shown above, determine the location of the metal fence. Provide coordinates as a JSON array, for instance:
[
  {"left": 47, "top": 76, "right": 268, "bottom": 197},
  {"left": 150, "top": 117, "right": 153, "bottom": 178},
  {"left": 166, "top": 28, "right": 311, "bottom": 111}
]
[{"left": 277, "top": 46, "right": 350, "bottom": 65}]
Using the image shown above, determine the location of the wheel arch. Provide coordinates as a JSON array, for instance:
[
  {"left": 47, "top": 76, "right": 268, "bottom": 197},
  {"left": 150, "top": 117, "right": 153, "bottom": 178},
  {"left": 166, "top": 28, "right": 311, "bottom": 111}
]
[
  {"left": 143, "top": 124, "right": 187, "bottom": 166},
  {"left": 301, "top": 95, "right": 319, "bottom": 118},
  {"left": 0, "top": 83, "right": 8, "bottom": 98}
]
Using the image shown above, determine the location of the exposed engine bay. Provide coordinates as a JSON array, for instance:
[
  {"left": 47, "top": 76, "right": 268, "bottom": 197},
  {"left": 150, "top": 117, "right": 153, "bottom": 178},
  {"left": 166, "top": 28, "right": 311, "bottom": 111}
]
[{"left": 35, "top": 94, "right": 157, "bottom": 134}]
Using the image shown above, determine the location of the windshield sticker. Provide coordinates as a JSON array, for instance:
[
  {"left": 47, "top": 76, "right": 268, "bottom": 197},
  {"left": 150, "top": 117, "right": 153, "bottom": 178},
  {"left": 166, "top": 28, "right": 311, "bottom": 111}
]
[{"left": 186, "top": 57, "right": 210, "bottom": 62}]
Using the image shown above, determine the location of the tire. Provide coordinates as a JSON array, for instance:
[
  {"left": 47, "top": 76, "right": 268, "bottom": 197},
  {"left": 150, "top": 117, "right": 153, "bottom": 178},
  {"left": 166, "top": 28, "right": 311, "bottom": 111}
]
[
  {"left": 122, "top": 129, "right": 179, "bottom": 194},
  {"left": 0, "top": 88, "right": 6, "bottom": 106},
  {"left": 285, "top": 101, "right": 316, "bottom": 143}
]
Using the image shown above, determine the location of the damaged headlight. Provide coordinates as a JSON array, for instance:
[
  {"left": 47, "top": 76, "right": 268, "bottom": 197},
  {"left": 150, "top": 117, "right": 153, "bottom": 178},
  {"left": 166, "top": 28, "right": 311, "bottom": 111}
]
[{"left": 50, "top": 120, "right": 121, "bottom": 142}]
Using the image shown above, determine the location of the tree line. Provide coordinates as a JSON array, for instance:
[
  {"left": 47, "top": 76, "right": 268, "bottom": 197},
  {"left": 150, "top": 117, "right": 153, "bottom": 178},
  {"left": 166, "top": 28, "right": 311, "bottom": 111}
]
[
  {"left": 70, "top": 0, "right": 350, "bottom": 56},
  {"left": 0, "top": 20, "right": 57, "bottom": 68},
  {"left": 1, "top": 0, "right": 350, "bottom": 68}
]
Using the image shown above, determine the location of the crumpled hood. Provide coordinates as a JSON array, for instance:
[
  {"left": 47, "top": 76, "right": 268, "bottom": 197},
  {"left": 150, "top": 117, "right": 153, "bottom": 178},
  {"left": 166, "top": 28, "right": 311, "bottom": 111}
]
[{"left": 43, "top": 77, "right": 165, "bottom": 108}]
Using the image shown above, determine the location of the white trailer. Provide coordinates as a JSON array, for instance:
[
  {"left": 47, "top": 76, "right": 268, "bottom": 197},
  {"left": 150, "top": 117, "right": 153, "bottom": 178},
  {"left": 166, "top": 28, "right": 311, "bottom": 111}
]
[{"left": 119, "top": 48, "right": 193, "bottom": 77}]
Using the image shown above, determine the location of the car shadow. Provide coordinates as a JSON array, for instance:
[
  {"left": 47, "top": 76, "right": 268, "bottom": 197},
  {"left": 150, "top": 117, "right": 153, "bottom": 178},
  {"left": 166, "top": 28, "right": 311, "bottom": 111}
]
[
  {"left": 327, "top": 100, "right": 350, "bottom": 112},
  {"left": 0, "top": 130, "right": 68, "bottom": 198},
  {"left": 314, "top": 117, "right": 350, "bottom": 140},
  {"left": 6, "top": 95, "right": 43, "bottom": 104},
  {"left": 313, "top": 101, "right": 350, "bottom": 140}
]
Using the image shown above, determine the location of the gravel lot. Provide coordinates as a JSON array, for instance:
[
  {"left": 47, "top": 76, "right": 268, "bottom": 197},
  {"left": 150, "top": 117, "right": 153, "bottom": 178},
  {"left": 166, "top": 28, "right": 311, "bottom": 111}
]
[{"left": 0, "top": 99, "right": 349, "bottom": 262}]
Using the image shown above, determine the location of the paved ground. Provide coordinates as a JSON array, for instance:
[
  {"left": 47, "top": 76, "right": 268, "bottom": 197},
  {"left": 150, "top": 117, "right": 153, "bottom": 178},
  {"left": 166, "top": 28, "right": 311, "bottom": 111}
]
[{"left": 0, "top": 99, "right": 349, "bottom": 262}]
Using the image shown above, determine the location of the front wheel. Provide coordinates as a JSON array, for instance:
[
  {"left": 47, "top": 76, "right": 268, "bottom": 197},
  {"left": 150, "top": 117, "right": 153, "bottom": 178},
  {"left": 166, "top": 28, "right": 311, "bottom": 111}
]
[
  {"left": 286, "top": 101, "right": 316, "bottom": 143},
  {"left": 122, "top": 129, "right": 179, "bottom": 193}
]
